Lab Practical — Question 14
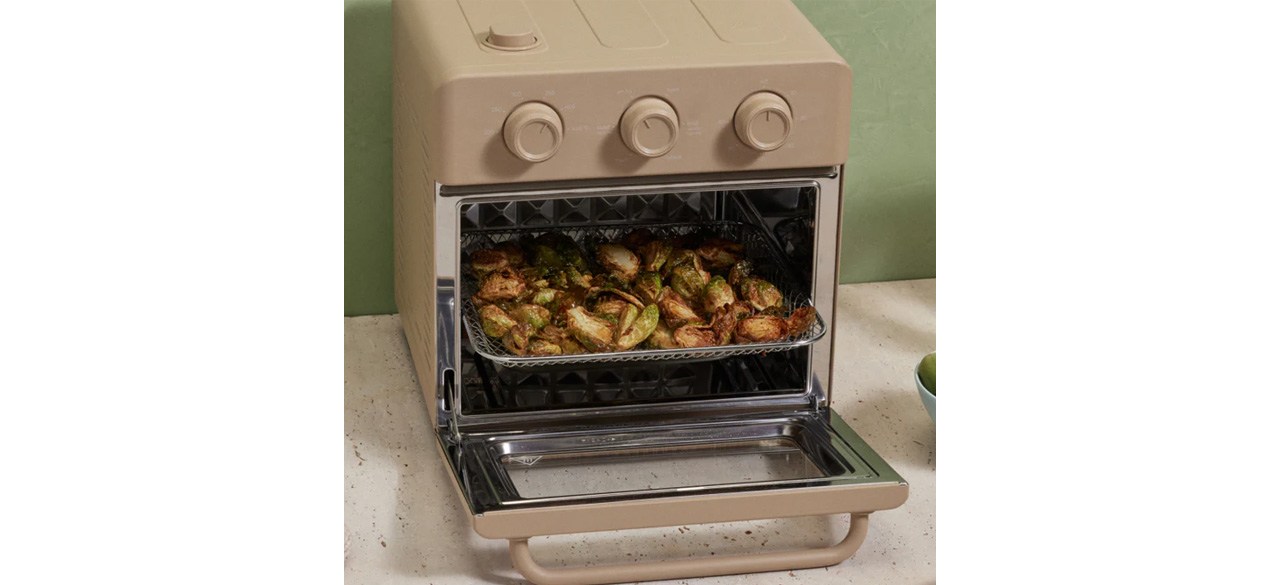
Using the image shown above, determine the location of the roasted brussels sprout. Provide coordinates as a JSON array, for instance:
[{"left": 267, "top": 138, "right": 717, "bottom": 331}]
[
  {"left": 474, "top": 267, "right": 526, "bottom": 304},
  {"left": 709, "top": 301, "right": 752, "bottom": 345},
  {"left": 526, "top": 339, "right": 562, "bottom": 356},
  {"left": 565, "top": 266, "right": 593, "bottom": 290},
  {"left": 616, "top": 303, "right": 639, "bottom": 334},
  {"left": 470, "top": 243, "right": 525, "bottom": 277},
  {"left": 556, "top": 243, "right": 588, "bottom": 273},
  {"left": 657, "top": 287, "right": 703, "bottom": 328},
  {"left": 637, "top": 239, "right": 673, "bottom": 273},
  {"left": 621, "top": 228, "right": 655, "bottom": 250},
  {"left": 633, "top": 272, "right": 664, "bottom": 305},
  {"left": 733, "top": 315, "right": 789, "bottom": 343},
  {"left": 479, "top": 305, "right": 517, "bottom": 338},
  {"left": 592, "top": 297, "right": 630, "bottom": 320},
  {"left": 613, "top": 304, "right": 657, "bottom": 350},
  {"left": 509, "top": 304, "right": 551, "bottom": 329},
  {"left": 664, "top": 249, "right": 702, "bottom": 276},
  {"left": 669, "top": 264, "right": 710, "bottom": 300},
  {"left": 673, "top": 325, "right": 719, "bottom": 348},
  {"left": 469, "top": 227, "right": 813, "bottom": 357},
  {"left": 646, "top": 321, "right": 679, "bottom": 349},
  {"left": 787, "top": 306, "right": 817, "bottom": 338},
  {"left": 739, "top": 277, "right": 783, "bottom": 311},
  {"left": 696, "top": 237, "right": 744, "bottom": 270},
  {"left": 470, "top": 249, "right": 510, "bottom": 278},
  {"left": 727, "top": 260, "right": 752, "bottom": 287},
  {"left": 590, "top": 287, "right": 645, "bottom": 309},
  {"left": 531, "top": 244, "right": 563, "bottom": 269},
  {"left": 566, "top": 306, "right": 615, "bottom": 352},
  {"left": 530, "top": 288, "right": 558, "bottom": 306},
  {"left": 502, "top": 322, "right": 535, "bottom": 355},
  {"left": 538, "top": 325, "right": 586, "bottom": 354},
  {"left": 703, "top": 276, "right": 736, "bottom": 314},
  {"left": 595, "top": 244, "right": 640, "bottom": 283}
]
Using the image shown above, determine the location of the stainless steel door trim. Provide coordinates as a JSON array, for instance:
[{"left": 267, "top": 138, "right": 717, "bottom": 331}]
[
  {"left": 808, "top": 172, "right": 841, "bottom": 407},
  {"left": 442, "top": 409, "right": 904, "bottom": 513}
]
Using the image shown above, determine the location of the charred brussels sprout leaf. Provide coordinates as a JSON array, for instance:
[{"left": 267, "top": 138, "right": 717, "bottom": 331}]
[
  {"left": 595, "top": 244, "right": 641, "bottom": 283},
  {"left": 637, "top": 240, "right": 673, "bottom": 273},
  {"left": 615, "top": 304, "right": 660, "bottom": 350},
  {"left": 531, "top": 288, "right": 559, "bottom": 306},
  {"left": 786, "top": 306, "right": 817, "bottom": 338},
  {"left": 740, "top": 277, "right": 783, "bottom": 311},
  {"left": 657, "top": 287, "right": 703, "bottom": 328},
  {"left": 479, "top": 305, "right": 517, "bottom": 338},
  {"left": 669, "top": 264, "right": 710, "bottom": 301},
  {"left": 633, "top": 272, "right": 664, "bottom": 305},
  {"left": 696, "top": 237, "right": 744, "bottom": 270},
  {"left": 733, "top": 315, "right": 789, "bottom": 343},
  {"left": 566, "top": 306, "right": 615, "bottom": 352},
  {"left": 673, "top": 325, "right": 719, "bottom": 348},
  {"left": 703, "top": 276, "right": 736, "bottom": 314},
  {"left": 502, "top": 322, "right": 535, "bottom": 355},
  {"left": 646, "top": 321, "right": 679, "bottom": 349},
  {"left": 509, "top": 304, "right": 552, "bottom": 329},
  {"left": 526, "top": 339, "right": 563, "bottom": 356},
  {"left": 474, "top": 268, "right": 526, "bottom": 304}
]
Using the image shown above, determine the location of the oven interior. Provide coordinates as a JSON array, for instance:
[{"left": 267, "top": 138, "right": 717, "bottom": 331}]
[{"left": 455, "top": 185, "right": 821, "bottom": 417}]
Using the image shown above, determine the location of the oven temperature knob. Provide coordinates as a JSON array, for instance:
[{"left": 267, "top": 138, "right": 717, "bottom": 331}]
[
  {"left": 734, "top": 91, "right": 792, "bottom": 152},
  {"left": 503, "top": 102, "right": 563, "bottom": 163},
  {"left": 620, "top": 97, "right": 679, "bottom": 158}
]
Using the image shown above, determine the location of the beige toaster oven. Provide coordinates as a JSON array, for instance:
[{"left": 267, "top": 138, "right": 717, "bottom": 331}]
[{"left": 392, "top": 1, "right": 907, "bottom": 583}]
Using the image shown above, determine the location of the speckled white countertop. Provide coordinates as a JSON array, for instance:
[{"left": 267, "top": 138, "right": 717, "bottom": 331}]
[{"left": 345, "top": 278, "right": 935, "bottom": 584}]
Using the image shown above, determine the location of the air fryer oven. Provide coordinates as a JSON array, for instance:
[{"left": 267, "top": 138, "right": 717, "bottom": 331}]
[{"left": 392, "top": 1, "right": 907, "bottom": 583}]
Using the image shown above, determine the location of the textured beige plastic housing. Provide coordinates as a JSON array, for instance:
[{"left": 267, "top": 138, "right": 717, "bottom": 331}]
[{"left": 392, "top": 0, "right": 852, "bottom": 185}]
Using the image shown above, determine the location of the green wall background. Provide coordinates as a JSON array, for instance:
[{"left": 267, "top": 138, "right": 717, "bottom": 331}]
[{"left": 345, "top": 0, "right": 935, "bottom": 316}]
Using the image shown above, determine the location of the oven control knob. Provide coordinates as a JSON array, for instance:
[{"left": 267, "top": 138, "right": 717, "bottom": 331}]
[
  {"left": 620, "top": 97, "right": 679, "bottom": 158},
  {"left": 503, "top": 102, "right": 563, "bottom": 163},
  {"left": 734, "top": 91, "right": 792, "bottom": 152}
]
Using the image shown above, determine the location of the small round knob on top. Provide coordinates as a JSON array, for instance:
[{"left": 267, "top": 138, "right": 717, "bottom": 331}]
[
  {"left": 484, "top": 22, "right": 539, "bottom": 51},
  {"left": 503, "top": 102, "right": 563, "bottom": 163},
  {"left": 619, "top": 97, "right": 679, "bottom": 158},
  {"left": 734, "top": 91, "right": 793, "bottom": 152}
]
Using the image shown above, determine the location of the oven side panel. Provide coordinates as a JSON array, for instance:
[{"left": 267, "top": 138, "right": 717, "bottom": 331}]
[{"left": 392, "top": 2, "right": 440, "bottom": 424}]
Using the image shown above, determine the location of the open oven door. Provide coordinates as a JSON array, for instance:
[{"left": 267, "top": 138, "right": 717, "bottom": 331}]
[{"left": 435, "top": 409, "right": 907, "bottom": 585}]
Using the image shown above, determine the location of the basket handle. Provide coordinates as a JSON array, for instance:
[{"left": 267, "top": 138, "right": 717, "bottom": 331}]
[{"left": 508, "top": 513, "right": 869, "bottom": 585}]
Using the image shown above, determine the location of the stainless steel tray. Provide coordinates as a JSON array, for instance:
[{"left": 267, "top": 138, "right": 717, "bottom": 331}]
[{"left": 459, "top": 221, "right": 826, "bottom": 368}]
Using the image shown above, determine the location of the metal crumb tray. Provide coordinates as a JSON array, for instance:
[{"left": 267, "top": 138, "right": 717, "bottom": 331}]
[{"left": 459, "top": 221, "right": 826, "bottom": 368}]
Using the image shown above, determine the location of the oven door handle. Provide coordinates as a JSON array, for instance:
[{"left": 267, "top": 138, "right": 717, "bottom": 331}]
[{"left": 507, "top": 513, "right": 869, "bottom": 585}]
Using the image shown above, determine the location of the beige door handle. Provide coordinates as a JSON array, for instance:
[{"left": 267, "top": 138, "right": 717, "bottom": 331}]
[{"left": 508, "top": 513, "right": 870, "bottom": 585}]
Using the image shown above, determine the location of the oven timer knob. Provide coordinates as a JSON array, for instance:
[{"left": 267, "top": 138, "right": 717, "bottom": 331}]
[
  {"left": 502, "top": 102, "right": 563, "bottom": 163},
  {"left": 734, "top": 91, "right": 793, "bottom": 152},
  {"left": 620, "top": 97, "right": 679, "bottom": 158}
]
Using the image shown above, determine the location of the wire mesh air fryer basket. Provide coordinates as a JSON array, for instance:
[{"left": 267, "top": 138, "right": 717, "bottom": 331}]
[{"left": 459, "top": 221, "right": 826, "bottom": 368}]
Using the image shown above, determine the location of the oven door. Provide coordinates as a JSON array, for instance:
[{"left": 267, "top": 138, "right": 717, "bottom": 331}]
[
  {"left": 437, "top": 409, "right": 906, "bottom": 537},
  {"left": 436, "top": 409, "right": 905, "bottom": 583}
]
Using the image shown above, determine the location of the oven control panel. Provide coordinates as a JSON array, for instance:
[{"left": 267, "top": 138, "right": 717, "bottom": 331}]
[
  {"left": 402, "top": 0, "right": 851, "bottom": 185},
  {"left": 500, "top": 92, "right": 800, "bottom": 163}
]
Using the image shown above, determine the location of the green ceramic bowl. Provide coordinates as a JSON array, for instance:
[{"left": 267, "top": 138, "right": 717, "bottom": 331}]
[{"left": 915, "top": 352, "right": 936, "bottom": 422}]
